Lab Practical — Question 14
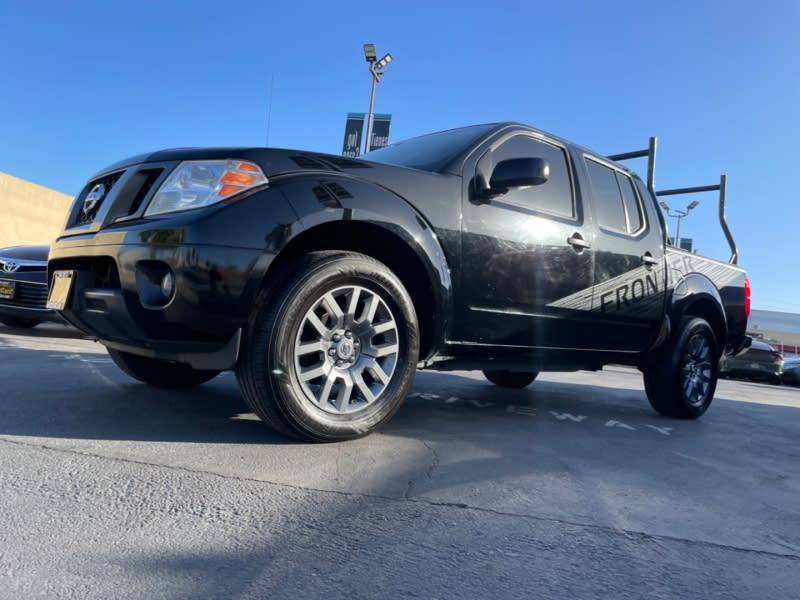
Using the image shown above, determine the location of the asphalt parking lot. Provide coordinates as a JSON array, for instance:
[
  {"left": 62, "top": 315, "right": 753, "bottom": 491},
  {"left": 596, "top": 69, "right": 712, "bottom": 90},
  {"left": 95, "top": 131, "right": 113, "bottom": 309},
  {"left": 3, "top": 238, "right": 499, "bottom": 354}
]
[{"left": 2, "top": 324, "right": 799, "bottom": 599}]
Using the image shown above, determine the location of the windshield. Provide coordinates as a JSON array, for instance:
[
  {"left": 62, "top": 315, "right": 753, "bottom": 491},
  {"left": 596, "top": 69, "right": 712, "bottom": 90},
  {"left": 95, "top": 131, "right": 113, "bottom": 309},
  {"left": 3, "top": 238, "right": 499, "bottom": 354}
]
[{"left": 363, "top": 123, "right": 498, "bottom": 172}]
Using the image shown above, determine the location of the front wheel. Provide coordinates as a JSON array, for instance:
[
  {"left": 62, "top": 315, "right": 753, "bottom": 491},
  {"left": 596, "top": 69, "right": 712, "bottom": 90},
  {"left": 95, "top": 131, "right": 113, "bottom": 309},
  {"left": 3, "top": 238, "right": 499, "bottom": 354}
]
[
  {"left": 236, "top": 251, "right": 419, "bottom": 442},
  {"left": 643, "top": 317, "right": 719, "bottom": 419},
  {"left": 483, "top": 370, "right": 538, "bottom": 388},
  {"left": 107, "top": 349, "right": 220, "bottom": 388}
]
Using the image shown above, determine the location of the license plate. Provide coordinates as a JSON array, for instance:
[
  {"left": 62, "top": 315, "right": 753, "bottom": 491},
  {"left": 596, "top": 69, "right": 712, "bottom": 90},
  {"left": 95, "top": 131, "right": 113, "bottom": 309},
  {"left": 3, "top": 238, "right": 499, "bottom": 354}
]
[
  {"left": 46, "top": 270, "right": 75, "bottom": 310},
  {"left": 0, "top": 279, "right": 14, "bottom": 300}
]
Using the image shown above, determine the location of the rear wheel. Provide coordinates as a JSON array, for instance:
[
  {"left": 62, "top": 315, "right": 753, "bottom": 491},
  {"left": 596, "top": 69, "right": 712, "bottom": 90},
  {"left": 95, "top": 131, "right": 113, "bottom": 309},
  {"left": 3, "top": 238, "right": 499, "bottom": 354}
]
[
  {"left": 643, "top": 317, "right": 718, "bottom": 419},
  {"left": 0, "top": 316, "right": 40, "bottom": 329},
  {"left": 107, "top": 349, "right": 220, "bottom": 388},
  {"left": 483, "top": 370, "right": 538, "bottom": 389},
  {"left": 236, "top": 251, "right": 419, "bottom": 442}
]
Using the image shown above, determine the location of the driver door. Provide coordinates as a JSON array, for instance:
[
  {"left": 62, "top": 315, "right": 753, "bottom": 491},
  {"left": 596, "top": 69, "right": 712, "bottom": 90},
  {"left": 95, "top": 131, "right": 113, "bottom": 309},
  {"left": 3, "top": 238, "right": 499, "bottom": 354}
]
[{"left": 454, "top": 134, "right": 596, "bottom": 349}]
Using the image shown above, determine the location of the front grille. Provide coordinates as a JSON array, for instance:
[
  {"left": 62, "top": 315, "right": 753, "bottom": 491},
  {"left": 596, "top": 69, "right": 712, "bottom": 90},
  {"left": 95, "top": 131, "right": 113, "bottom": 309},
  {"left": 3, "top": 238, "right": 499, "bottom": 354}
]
[
  {"left": 77, "top": 171, "right": 125, "bottom": 225},
  {"left": 125, "top": 168, "right": 164, "bottom": 216},
  {"left": 11, "top": 265, "right": 46, "bottom": 273},
  {"left": 1, "top": 281, "right": 48, "bottom": 309},
  {"left": 69, "top": 166, "right": 168, "bottom": 229},
  {"left": 0, "top": 261, "right": 45, "bottom": 274}
]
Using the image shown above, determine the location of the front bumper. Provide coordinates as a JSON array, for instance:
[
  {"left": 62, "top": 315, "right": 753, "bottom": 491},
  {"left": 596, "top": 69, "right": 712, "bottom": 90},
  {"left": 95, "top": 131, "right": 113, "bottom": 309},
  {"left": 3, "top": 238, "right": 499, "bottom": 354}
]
[
  {"left": 0, "top": 302, "right": 64, "bottom": 324},
  {"left": 49, "top": 241, "right": 265, "bottom": 370}
]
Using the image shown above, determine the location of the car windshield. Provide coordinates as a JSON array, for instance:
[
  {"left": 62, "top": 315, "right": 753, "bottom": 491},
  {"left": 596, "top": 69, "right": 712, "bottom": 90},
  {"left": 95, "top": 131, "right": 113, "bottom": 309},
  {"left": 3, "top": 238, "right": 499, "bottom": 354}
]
[{"left": 363, "top": 123, "right": 498, "bottom": 172}]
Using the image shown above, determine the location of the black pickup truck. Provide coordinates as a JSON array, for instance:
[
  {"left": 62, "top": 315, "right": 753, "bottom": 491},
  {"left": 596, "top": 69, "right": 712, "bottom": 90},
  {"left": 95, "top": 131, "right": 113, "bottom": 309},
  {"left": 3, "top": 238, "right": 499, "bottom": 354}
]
[{"left": 48, "top": 123, "right": 750, "bottom": 441}]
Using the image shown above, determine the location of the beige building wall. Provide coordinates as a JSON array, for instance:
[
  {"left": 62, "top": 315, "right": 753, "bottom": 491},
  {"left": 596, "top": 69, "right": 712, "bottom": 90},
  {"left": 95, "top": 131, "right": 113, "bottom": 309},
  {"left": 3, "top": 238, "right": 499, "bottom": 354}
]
[{"left": 0, "top": 172, "right": 73, "bottom": 247}]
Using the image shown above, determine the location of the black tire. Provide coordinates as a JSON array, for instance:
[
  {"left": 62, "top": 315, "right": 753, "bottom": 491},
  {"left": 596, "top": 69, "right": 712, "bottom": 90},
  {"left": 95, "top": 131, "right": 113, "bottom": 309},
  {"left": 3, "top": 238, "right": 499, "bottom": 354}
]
[
  {"left": 108, "top": 348, "right": 220, "bottom": 388},
  {"left": 236, "top": 251, "right": 419, "bottom": 442},
  {"left": 483, "top": 370, "right": 538, "bottom": 388},
  {"left": 0, "top": 316, "right": 40, "bottom": 329},
  {"left": 643, "top": 317, "right": 719, "bottom": 419}
]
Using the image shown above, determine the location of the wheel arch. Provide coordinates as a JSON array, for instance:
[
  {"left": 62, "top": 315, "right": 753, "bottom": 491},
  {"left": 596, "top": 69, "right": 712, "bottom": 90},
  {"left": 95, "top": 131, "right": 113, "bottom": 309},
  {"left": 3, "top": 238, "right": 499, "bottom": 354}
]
[
  {"left": 256, "top": 214, "right": 452, "bottom": 362},
  {"left": 669, "top": 273, "right": 727, "bottom": 356}
]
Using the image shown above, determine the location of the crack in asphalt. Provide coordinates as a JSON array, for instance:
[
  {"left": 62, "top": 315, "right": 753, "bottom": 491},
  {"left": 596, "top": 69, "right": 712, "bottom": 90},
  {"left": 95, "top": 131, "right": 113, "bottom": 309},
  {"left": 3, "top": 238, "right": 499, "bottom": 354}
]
[
  {"left": 2, "top": 435, "right": 799, "bottom": 562},
  {"left": 404, "top": 439, "right": 440, "bottom": 500},
  {"left": 422, "top": 440, "right": 440, "bottom": 479}
]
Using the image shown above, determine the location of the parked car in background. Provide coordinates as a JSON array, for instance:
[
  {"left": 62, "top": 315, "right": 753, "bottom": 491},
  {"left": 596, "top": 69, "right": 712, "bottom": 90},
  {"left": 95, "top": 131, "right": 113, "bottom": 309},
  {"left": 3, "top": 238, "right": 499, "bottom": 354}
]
[
  {"left": 781, "top": 357, "right": 800, "bottom": 387},
  {"left": 0, "top": 245, "right": 61, "bottom": 328},
  {"left": 720, "top": 339, "right": 783, "bottom": 384}
]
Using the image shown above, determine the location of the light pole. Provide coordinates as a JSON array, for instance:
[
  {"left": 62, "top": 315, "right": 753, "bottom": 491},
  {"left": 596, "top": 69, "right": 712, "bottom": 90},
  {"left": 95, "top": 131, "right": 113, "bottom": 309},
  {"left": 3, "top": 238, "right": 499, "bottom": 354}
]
[
  {"left": 363, "top": 43, "right": 392, "bottom": 155},
  {"left": 659, "top": 200, "right": 699, "bottom": 249}
]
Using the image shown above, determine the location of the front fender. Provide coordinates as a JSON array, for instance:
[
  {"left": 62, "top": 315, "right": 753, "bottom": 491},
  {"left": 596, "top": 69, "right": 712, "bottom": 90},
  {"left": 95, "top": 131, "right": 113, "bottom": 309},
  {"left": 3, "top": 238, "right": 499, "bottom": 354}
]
[{"left": 244, "top": 175, "right": 455, "bottom": 354}]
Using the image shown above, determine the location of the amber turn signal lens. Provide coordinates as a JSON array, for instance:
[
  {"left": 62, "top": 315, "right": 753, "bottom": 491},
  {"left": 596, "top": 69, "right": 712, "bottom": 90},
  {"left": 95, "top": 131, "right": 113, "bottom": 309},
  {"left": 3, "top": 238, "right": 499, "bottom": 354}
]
[
  {"left": 218, "top": 184, "right": 244, "bottom": 197},
  {"left": 220, "top": 171, "right": 258, "bottom": 186}
]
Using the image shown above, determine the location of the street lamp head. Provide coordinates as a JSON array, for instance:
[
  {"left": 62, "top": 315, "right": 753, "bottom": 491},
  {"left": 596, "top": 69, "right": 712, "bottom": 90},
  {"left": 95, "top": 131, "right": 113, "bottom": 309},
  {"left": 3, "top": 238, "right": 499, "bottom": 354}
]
[
  {"left": 687, "top": 200, "right": 699, "bottom": 211},
  {"left": 363, "top": 43, "right": 377, "bottom": 63},
  {"left": 375, "top": 53, "right": 393, "bottom": 70},
  {"left": 659, "top": 201, "right": 670, "bottom": 211}
]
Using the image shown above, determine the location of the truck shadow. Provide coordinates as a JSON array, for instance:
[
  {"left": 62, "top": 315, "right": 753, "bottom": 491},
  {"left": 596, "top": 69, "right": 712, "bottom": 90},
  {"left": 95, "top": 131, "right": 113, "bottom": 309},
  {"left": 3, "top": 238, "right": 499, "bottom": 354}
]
[{"left": 2, "top": 346, "right": 797, "bottom": 449}]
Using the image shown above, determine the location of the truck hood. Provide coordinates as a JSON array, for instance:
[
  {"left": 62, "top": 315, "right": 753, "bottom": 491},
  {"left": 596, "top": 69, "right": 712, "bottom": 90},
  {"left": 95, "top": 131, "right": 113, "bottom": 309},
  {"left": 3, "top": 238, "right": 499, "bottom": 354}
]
[{"left": 92, "top": 147, "right": 427, "bottom": 181}]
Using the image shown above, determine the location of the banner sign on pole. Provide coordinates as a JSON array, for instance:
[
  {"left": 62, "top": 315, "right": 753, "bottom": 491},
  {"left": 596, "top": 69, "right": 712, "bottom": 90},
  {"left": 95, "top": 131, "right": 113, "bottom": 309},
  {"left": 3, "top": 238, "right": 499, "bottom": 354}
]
[
  {"left": 342, "top": 113, "right": 365, "bottom": 157},
  {"left": 368, "top": 114, "right": 392, "bottom": 152}
]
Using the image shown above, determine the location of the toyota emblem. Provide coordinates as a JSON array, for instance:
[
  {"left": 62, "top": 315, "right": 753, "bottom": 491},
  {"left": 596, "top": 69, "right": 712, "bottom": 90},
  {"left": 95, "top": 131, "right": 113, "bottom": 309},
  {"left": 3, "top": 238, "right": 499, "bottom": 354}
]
[{"left": 1, "top": 261, "right": 19, "bottom": 273}]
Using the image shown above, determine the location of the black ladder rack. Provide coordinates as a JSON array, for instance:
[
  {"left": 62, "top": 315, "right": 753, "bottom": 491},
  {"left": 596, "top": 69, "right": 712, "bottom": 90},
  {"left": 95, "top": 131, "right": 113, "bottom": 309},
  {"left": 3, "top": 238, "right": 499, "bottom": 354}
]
[{"left": 608, "top": 138, "right": 738, "bottom": 265}]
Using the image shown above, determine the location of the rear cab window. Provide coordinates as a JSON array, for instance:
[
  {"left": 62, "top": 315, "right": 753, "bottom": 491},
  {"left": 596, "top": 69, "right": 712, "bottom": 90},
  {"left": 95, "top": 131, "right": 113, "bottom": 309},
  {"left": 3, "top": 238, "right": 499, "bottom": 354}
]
[{"left": 584, "top": 157, "right": 646, "bottom": 235}]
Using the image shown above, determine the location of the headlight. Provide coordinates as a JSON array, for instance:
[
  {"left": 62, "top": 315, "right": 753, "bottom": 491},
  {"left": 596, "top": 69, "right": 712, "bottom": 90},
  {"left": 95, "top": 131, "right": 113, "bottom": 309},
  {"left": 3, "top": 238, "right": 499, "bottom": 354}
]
[{"left": 145, "top": 160, "right": 268, "bottom": 217}]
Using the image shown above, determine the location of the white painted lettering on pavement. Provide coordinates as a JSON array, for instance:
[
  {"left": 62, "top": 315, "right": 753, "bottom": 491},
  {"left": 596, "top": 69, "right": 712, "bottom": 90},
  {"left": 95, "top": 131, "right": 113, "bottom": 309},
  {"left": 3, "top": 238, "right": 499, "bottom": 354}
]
[
  {"left": 605, "top": 420, "right": 636, "bottom": 430},
  {"left": 506, "top": 405, "right": 537, "bottom": 416},
  {"left": 645, "top": 425, "right": 673, "bottom": 436},
  {"left": 471, "top": 400, "right": 495, "bottom": 408},
  {"left": 549, "top": 411, "right": 587, "bottom": 422}
]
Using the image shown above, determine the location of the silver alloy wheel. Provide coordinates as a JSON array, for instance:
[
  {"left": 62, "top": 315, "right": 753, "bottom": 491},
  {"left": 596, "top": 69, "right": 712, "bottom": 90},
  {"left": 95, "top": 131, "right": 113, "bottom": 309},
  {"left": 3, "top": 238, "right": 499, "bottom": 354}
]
[
  {"left": 293, "top": 285, "right": 400, "bottom": 414},
  {"left": 681, "top": 332, "right": 713, "bottom": 407}
]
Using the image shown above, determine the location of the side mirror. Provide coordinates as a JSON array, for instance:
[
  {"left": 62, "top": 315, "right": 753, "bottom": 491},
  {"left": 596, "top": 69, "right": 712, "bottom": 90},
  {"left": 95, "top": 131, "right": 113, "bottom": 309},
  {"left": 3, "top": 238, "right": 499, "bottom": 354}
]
[{"left": 489, "top": 158, "right": 550, "bottom": 193}]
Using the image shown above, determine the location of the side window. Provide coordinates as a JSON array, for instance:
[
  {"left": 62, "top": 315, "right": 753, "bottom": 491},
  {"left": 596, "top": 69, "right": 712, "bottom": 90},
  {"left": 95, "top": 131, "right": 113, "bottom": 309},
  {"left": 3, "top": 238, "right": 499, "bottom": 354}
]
[
  {"left": 634, "top": 178, "right": 660, "bottom": 228},
  {"left": 616, "top": 172, "right": 643, "bottom": 233},
  {"left": 585, "top": 158, "right": 626, "bottom": 231},
  {"left": 489, "top": 135, "right": 574, "bottom": 218}
]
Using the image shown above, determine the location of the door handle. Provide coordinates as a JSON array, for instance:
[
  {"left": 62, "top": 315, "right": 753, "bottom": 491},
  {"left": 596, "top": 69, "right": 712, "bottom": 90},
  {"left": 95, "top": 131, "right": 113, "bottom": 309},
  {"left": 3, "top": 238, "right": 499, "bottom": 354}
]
[
  {"left": 641, "top": 252, "right": 658, "bottom": 267},
  {"left": 567, "top": 234, "right": 591, "bottom": 250}
]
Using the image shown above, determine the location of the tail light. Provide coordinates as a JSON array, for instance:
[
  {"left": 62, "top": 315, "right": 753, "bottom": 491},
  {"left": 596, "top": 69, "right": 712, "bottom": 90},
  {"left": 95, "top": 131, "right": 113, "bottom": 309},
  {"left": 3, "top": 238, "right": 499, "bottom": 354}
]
[{"left": 743, "top": 277, "right": 751, "bottom": 318}]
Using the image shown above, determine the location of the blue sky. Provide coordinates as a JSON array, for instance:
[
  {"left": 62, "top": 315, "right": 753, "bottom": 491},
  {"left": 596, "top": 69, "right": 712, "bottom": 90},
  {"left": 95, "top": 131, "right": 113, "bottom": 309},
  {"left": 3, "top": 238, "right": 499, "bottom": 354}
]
[{"left": 1, "top": 0, "right": 797, "bottom": 312}]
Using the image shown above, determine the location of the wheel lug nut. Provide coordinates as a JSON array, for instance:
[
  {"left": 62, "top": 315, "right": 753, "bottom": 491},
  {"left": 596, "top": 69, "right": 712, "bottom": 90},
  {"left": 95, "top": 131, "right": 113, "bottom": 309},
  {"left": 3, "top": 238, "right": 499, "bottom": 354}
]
[
  {"left": 336, "top": 359, "right": 343, "bottom": 366},
  {"left": 333, "top": 334, "right": 342, "bottom": 342},
  {"left": 328, "top": 348, "right": 336, "bottom": 356},
  {"left": 345, "top": 331, "right": 352, "bottom": 339}
]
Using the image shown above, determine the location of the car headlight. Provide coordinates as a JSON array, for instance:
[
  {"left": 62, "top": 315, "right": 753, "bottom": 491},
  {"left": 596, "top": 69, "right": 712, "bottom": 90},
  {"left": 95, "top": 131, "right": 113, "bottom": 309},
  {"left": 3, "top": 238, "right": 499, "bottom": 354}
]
[{"left": 145, "top": 160, "right": 268, "bottom": 217}]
